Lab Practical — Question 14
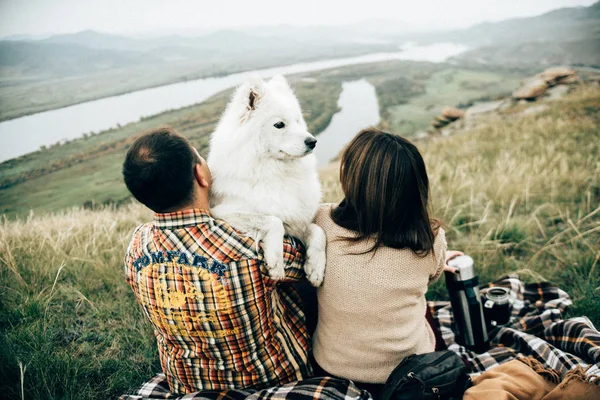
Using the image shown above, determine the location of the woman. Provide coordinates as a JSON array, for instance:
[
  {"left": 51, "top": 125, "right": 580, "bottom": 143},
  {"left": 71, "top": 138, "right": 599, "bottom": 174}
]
[{"left": 312, "top": 128, "right": 461, "bottom": 397}]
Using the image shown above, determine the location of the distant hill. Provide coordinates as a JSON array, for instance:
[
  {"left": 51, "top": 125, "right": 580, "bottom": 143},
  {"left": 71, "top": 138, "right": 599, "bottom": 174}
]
[
  {"left": 0, "top": 29, "right": 398, "bottom": 121},
  {"left": 1, "top": 33, "right": 50, "bottom": 41},
  {"left": 452, "top": 38, "right": 600, "bottom": 69},
  {"left": 417, "top": 1, "right": 600, "bottom": 67},
  {"left": 5, "top": 1, "right": 598, "bottom": 78},
  {"left": 40, "top": 29, "right": 145, "bottom": 51},
  {"left": 1, "top": 2, "right": 598, "bottom": 120},
  {"left": 0, "top": 41, "right": 162, "bottom": 76},
  {"left": 39, "top": 29, "right": 286, "bottom": 53},
  {"left": 0, "top": 28, "right": 396, "bottom": 79},
  {"left": 417, "top": 1, "right": 599, "bottom": 46}
]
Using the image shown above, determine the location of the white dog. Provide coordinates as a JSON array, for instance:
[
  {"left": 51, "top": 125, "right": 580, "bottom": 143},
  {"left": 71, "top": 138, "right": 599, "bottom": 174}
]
[{"left": 207, "top": 75, "right": 326, "bottom": 286}]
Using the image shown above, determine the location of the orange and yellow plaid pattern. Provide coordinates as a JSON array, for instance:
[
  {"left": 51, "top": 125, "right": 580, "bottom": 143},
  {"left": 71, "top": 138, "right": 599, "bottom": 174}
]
[{"left": 124, "top": 209, "right": 311, "bottom": 394}]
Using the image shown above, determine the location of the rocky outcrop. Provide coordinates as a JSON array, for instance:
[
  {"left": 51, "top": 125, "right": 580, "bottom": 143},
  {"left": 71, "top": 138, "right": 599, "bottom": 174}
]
[
  {"left": 539, "top": 67, "right": 578, "bottom": 86},
  {"left": 427, "top": 66, "right": 591, "bottom": 137},
  {"left": 441, "top": 107, "right": 465, "bottom": 120},
  {"left": 432, "top": 107, "right": 465, "bottom": 129},
  {"left": 465, "top": 100, "right": 506, "bottom": 117},
  {"left": 512, "top": 67, "right": 579, "bottom": 101},
  {"left": 513, "top": 78, "right": 549, "bottom": 100}
]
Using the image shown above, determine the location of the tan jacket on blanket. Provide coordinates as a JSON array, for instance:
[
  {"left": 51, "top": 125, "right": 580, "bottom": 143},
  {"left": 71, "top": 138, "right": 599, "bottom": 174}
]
[{"left": 464, "top": 359, "right": 600, "bottom": 400}]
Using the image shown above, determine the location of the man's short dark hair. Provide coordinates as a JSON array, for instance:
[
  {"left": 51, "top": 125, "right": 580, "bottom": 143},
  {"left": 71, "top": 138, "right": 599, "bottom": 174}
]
[{"left": 123, "top": 128, "right": 199, "bottom": 213}]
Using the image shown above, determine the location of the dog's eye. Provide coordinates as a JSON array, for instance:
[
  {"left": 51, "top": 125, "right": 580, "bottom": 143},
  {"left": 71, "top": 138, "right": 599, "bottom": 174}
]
[{"left": 274, "top": 121, "right": 285, "bottom": 129}]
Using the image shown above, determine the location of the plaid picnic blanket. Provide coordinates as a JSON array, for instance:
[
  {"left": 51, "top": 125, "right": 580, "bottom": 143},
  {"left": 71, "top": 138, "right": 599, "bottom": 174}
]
[
  {"left": 429, "top": 273, "right": 600, "bottom": 381},
  {"left": 119, "top": 376, "right": 372, "bottom": 400},
  {"left": 122, "top": 274, "right": 599, "bottom": 399}
]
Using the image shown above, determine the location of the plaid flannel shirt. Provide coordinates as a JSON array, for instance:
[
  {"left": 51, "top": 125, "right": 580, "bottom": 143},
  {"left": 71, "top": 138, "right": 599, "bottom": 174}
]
[{"left": 124, "top": 209, "right": 312, "bottom": 394}]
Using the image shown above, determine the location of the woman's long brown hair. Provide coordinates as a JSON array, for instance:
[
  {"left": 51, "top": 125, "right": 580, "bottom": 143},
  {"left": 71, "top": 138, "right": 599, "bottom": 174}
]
[{"left": 332, "top": 128, "right": 440, "bottom": 255}]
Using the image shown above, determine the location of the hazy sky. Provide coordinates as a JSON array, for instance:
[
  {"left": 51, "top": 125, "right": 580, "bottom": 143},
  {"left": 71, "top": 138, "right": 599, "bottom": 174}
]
[{"left": 0, "top": 0, "right": 596, "bottom": 37}]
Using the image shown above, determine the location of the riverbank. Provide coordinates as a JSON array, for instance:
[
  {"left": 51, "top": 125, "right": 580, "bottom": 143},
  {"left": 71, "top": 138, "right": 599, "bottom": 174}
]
[
  {"left": 0, "top": 43, "right": 470, "bottom": 162},
  {"left": 0, "top": 60, "right": 531, "bottom": 218},
  {"left": 313, "top": 79, "right": 380, "bottom": 165},
  {"left": 0, "top": 42, "right": 400, "bottom": 123}
]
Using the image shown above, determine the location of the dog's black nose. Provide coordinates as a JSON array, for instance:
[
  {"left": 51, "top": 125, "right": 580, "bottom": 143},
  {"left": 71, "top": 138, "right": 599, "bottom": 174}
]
[{"left": 305, "top": 137, "right": 317, "bottom": 150}]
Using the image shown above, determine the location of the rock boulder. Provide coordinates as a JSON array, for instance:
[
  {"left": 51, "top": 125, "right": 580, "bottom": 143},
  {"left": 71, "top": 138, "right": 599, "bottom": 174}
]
[
  {"left": 441, "top": 107, "right": 465, "bottom": 120},
  {"left": 512, "top": 78, "right": 548, "bottom": 100},
  {"left": 539, "top": 67, "right": 576, "bottom": 86}
]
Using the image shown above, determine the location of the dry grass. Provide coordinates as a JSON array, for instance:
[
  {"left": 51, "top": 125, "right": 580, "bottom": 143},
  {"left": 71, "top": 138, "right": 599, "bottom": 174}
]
[
  {"left": 0, "top": 205, "right": 158, "bottom": 399},
  {"left": 0, "top": 85, "right": 598, "bottom": 399}
]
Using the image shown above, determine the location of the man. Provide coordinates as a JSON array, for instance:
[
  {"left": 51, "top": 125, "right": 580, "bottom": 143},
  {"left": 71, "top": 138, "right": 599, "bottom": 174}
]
[{"left": 122, "top": 127, "right": 312, "bottom": 394}]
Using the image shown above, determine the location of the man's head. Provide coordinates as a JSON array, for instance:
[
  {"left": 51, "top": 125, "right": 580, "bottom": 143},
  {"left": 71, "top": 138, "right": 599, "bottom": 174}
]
[{"left": 123, "top": 128, "right": 211, "bottom": 213}]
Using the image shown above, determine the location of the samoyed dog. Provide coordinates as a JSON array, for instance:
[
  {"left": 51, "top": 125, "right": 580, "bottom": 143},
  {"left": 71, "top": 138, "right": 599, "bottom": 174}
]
[{"left": 207, "top": 75, "right": 325, "bottom": 286}]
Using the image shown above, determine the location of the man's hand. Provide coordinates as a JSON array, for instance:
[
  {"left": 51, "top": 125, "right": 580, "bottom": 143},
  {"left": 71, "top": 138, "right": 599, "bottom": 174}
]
[{"left": 444, "top": 250, "right": 464, "bottom": 273}]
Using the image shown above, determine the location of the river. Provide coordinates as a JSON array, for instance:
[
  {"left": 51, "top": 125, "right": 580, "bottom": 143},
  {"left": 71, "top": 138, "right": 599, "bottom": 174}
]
[
  {"left": 0, "top": 42, "right": 468, "bottom": 162},
  {"left": 313, "top": 79, "right": 380, "bottom": 166}
]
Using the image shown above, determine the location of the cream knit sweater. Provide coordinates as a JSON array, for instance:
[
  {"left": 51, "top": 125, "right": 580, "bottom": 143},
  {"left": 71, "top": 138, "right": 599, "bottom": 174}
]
[{"left": 312, "top": 203, "right": 447, "bottom": 383}]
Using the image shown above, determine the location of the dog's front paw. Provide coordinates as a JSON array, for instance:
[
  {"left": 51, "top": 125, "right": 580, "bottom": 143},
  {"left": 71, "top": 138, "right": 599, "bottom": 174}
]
[
  {"left": 264, "top": 245, "right": 285, "bottom": 280},
  {"left": 304, "top": 224, "right": 326, "bottom": 287},
  {"left": 305, "top": 246, "right": 326, "bottom": 287},
  {"left": 262, "top": 216, "right": 286, "bottom": 280}
]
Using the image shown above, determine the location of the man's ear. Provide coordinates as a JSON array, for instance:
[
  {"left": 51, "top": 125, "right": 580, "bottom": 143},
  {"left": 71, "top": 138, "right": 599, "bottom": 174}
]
[{"left": 194, "top": 164, "right": 210, "bottom": 188}]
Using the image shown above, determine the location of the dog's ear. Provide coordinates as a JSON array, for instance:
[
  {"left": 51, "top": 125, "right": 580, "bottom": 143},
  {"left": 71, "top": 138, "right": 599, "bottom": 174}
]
[
  {"left": 248, "top": 89, "right": 258, "bottom": 110},
  {"left": 233, "top": 76, "right": 266, "bottom": 122},
  {"left": 246, "top": 76, "right": 265, "bottom": 111},
  {"left": 269, "top": 75, "right": 292, "bottom": 93}
]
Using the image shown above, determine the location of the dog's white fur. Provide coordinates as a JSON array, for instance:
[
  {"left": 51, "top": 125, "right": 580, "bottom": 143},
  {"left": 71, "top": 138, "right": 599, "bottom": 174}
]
[{"left": 207, "top": 75, "right": 326, "bottom": 286}]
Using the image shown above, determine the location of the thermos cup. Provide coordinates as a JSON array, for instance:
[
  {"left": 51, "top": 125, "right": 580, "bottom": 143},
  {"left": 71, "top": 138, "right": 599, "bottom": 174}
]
[
  {"left": 482, "top": 287, "right": 512, "bottom": 328},
  {"left": 445, "top": 255, "right": 490, "bottom": 352}
]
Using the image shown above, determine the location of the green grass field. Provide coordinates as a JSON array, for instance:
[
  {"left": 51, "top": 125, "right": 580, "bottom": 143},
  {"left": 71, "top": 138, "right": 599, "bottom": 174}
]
[
  {"left": 383, "top": 68, "right": 522, "bottom": 135},
  {"left": 1, "top": 84, "right": 598, "bottom": 399}
]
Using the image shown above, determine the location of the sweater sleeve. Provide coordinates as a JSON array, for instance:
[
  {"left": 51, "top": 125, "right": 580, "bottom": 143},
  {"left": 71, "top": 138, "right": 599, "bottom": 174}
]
[
  {"left": 313, "top": 203, "right": 336, "bottom": 226},
  {"left": 429, "top": 228, "right": 447, "bottom": 284}
]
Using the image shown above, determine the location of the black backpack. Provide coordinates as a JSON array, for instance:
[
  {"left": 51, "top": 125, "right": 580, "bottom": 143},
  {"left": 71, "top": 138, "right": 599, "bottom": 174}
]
[{"left": 379, "top": 351, "right": 472, "bottom": 400}]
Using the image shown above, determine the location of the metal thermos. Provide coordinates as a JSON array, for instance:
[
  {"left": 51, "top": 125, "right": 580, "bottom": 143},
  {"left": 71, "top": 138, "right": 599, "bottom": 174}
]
[{"left": 445, "top": 255, "right": 490, "bottom": 352}]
